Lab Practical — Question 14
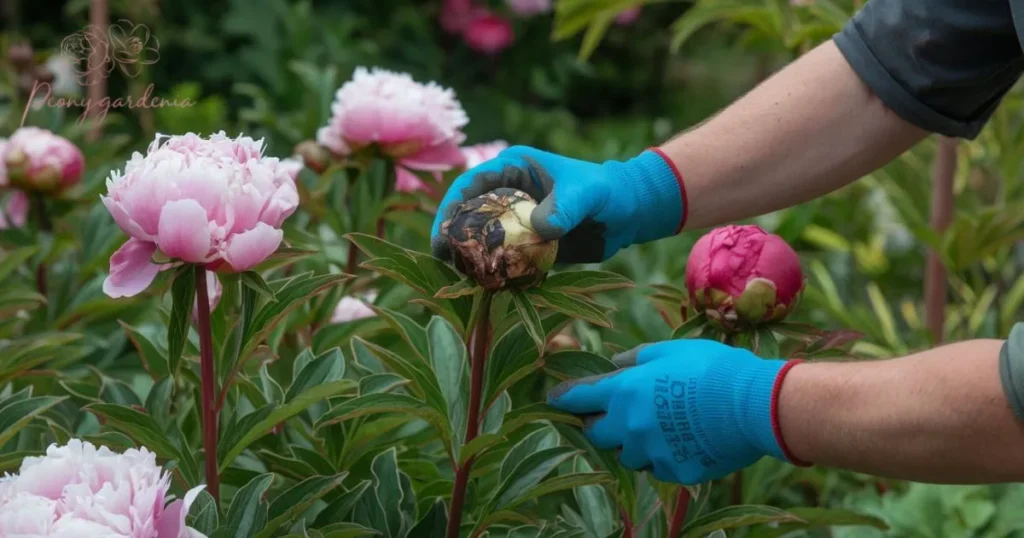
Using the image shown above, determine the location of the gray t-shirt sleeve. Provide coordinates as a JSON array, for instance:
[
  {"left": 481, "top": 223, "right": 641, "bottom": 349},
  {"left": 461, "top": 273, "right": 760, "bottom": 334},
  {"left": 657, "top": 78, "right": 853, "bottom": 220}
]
[
  {"left": 1000, "top": 323, "right": 1024, "bottom": 423},
  {"left": 833, "top": 0, "right": 1024, "bottom": 139}
]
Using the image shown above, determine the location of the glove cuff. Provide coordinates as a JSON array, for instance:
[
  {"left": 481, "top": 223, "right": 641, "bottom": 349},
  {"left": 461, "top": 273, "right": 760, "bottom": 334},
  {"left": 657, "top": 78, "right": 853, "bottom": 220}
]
[
  {"left": 609, "top": 149, "right": 687, "bottom": 243},
  {"left": 732, "top": 357, "right": 811, "bottom": 467}
]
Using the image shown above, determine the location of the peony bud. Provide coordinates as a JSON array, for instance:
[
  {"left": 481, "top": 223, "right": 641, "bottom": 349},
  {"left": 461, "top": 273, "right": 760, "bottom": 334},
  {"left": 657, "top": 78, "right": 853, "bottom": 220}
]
[
  {"left": 685, "top": 224, "right": 803, "bottom": 328},
  {"left": 294, "top": 140, "right": 331, "bottom": 173},
  {"left": 463, "top": 12, "right": 514, "bottom": 54},
  {"left": 4, "top": 127, "right": 84, "bottom": 194},
  {"left": 440, "top": 188, "right": 557, "bottom": 291},
  {"left": 7, "top": 42, "right": 33, "bottom": 72}
]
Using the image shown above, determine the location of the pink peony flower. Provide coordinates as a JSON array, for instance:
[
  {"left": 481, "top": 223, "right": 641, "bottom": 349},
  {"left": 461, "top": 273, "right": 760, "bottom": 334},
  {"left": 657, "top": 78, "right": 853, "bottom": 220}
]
[
  {"left": 101, "top": 131, "right": 299, "bottom": 299},
  {"left": 615, "top": 7, "right": 640, "bottom": 25},
  {"left": 394, "top": 168, "right": 431, "bottom": 194},
  {"left": 316, "top": 67, "right": 468, "bottom": 195},
  {"left": 0, "top": 439, "right": 207, "bottom": 537},
  {"left": 278, "top": 156, "right": 304, "bottom": 183},
  {"left": 440, "top": 0, "right": 477, "bottom": 34},
  {"left": 331, "top": 291, "right": 377, "bottom": 324},
  {"left": 0, "top": 191, "right": 29, "bottom": 229},
  {"left": 505, "top": 0, "right": 551, "bottom": 16},
  {"left": 463, "top": 12, "right": 515, "bottom": 54},
  {"left": 3, "top": 127, "right": 85, "bottom": 194},
  {"left": 461, "top": 140, "right": 509, "bottom": 169},
  {"left": 685, "top": 224, "right": 804, "bottom": 328}
]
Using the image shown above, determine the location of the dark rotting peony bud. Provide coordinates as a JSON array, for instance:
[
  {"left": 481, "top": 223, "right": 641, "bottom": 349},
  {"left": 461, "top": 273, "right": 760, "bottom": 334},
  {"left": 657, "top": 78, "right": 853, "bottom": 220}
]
[
  {"left": 7, "top": 42, "right": 34, "bottom": 72},
  {"left": 440, "top": 188, "right": 558, "bottom": 291}
]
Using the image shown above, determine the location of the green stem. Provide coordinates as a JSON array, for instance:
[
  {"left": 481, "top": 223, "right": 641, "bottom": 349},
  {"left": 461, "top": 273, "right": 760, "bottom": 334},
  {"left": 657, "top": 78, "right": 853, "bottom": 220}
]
[
  {"left": 195, "top": 265, "right": 220, "bottom": 504},
  {"left": 447, "top": 291, "right": 494, "bottom": 538}
]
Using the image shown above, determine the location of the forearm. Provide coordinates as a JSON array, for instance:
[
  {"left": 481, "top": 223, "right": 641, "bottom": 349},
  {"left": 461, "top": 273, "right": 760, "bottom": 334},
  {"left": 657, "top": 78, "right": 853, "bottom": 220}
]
[
  {"left": 660, "top": 40, "right": 927, "bottom": 230},
  {"left": 778, "top": 339, "right": 1024, "bottom": 484}
]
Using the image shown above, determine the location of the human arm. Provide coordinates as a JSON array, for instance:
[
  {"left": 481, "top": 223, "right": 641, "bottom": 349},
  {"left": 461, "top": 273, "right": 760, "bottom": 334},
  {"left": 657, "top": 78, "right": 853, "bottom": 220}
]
[{"left": 546, "top": 330, "right": 1024, "bottom": 486}]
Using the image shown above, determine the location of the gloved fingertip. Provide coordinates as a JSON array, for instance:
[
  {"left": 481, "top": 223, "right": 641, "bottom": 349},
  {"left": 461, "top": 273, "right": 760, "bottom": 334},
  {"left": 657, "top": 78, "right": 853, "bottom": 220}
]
[
  {"left": 611, "top": 343, "right": 651, "bottom": 368},
  {"left": 430, "top": 236, "right": 451, "bottom": 262},
  {"left": 529, "top": 195, "right": 570, "bottom": 241},
  {"left": 546, "top": 372, "right": 619, "bottom": 414}
]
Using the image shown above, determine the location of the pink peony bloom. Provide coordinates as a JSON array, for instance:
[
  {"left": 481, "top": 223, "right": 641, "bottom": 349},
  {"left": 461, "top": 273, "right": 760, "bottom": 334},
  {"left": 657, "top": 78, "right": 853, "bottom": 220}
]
[
  {"left": 615, "top": 7, "right": 640, "bottom": 25},
  {"left": 101, "top": 131, "right": 299, "bottom": 299},
  {"left": 461, "top": 140, "right": 509, "bottom": 169},
  {"left": 440, "top": 0, "right": 477, "bottom": 33},
  {"left": 685, "top": 224, "right": 804, "bottom": 327},
  {"left": 505, "top": 0, "right": 551, "bottom": 16},
  {"left": 3, "top": 127, "right": 85, "bottom": 194},
  {"left": 0, "top": 439, "right": 207, "bottom": 537},
  {"left": 394, "top": 168, "right": 431, "bottom": 194},
  {"left": 331, "top": 291, "right": 377, "bottom": 324},
  {"left": 463, "top": 12, "right": 515, "bottom": 54},
  {"left": 278, "top": 156, "right": 304, "bottom": 182},
  {"left": 0, "top": 191, "right": 29, "bottom": 229}
]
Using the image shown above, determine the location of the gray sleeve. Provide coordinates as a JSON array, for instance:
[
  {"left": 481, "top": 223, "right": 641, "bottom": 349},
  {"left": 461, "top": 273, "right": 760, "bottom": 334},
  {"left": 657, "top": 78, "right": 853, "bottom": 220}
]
[
  {"left": 999, "top": 323, "right": 1024, "bottom": 423},
  {"left": 832, "top": 0, "right": 1024, "bottom": 140}
]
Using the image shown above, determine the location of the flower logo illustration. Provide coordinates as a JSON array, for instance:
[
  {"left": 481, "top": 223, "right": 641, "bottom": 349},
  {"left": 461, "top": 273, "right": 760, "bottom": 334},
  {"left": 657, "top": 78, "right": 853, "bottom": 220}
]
[{"left": 57, "top": 19, "right": 159, "bottom": 85}]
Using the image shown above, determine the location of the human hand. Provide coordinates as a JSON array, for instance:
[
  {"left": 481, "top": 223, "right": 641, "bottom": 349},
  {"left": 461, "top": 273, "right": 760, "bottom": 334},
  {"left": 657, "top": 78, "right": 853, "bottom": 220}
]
[
  {"left": 546, "top": 339, "right": 807, "bottom": 485},
  {"left": 430, "top": 145, "right": 687, "bottom": 264}
]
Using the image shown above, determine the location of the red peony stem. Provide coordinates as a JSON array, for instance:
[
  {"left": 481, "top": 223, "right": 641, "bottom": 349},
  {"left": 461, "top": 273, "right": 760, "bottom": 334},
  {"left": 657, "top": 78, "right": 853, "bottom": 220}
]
[
  {"left": 621, "top": 507, "right": 634, "bottom": 538},
  {"left": 925, "top": 136, "right": 956, "bottom": 343},
  {"left": 668, "top": 488, "right": 690, "bottom": 537},
  {"left": 447, "top": 291, "right": 494, "bottom": 538},
  {"left": 194, "top": 265, "right": 220, "bottom": 504},
  {"left": 30, "top": 194, "right": 50, "bottom": 297}
]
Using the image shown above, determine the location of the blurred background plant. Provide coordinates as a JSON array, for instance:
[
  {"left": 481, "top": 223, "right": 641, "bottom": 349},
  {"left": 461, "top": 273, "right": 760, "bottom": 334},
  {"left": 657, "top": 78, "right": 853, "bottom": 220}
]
[{"left": 1, "top": 0, "right": 1023, "bottom": 536}]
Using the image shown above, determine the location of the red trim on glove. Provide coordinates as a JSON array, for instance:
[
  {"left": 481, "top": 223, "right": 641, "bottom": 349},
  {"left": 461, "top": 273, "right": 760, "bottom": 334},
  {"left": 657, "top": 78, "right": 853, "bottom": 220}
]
[
  {"left": 648, "top": 147, "right": 688, "bottom": 234},
  {"left": 771, "top": 359, "right": 812, "bottom": 467}
]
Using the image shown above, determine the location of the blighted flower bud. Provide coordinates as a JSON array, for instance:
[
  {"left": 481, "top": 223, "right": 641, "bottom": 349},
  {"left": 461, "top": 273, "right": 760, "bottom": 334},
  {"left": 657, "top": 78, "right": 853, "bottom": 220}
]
[
  {"left": 440, "top": 188, "right": 557, "bottom": 291},
  {"left": 294, "top": 140, "right": 331, "bottom": 173},
  {"left": 685, "top": 224, "right": 803, "bottom": 329},
  {"left": 7, "top": 42, "right": 33, "bottom": 72}
]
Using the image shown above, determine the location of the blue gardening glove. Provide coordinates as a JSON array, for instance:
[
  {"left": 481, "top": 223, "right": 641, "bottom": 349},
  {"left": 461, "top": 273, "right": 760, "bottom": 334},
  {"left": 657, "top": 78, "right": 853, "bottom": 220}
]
[
  {"left": 546, "top": 339, "right": 808, "bottom": 485},
  {"left": 430, "top": 145, "right": 687, "bottom": 264}
]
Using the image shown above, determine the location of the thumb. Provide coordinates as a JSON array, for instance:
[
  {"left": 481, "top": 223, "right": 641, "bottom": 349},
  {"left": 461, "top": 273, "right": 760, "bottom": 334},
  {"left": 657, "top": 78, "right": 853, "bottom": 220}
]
[{"left": 528, "top": 170, "right": 606, "bottom": 241}]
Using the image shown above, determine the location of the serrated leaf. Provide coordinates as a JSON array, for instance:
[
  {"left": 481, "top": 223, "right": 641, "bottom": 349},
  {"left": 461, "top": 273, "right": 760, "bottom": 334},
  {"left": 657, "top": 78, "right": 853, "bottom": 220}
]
[
  {"left": 256, "top": 473, "right": 348, "bottom": 538},
  {"left": 168, "top": 267, "right": 196, "bottom": 374},
  {"left": 543, "top": 270, "right": 633, "bottom": 294},
  {"left": 218, "top": 379, "right": 355, "bottom": 472},
  {"left": 528, "top": 288, "right": 611, "bottom": 327},
  {"left": 222, "top": 473, "right": 274, "bottom": 538}
]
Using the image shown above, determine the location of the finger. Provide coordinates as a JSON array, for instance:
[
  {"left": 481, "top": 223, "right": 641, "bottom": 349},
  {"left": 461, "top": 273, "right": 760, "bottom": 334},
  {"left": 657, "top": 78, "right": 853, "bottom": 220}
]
[
  {"left": 584, "top": 411, "right": 625, "bottom": 450},
  {"left": 528, "top": 165, "right": 606, "bottom": 242},
  {"left": 610, "top": 343, "right": 654, "bottom": 368},
  {"left": 618, "top": 438, "right": 653, "bottom": 471},
  {"left": 546, "top": 370, "right": 622, "bottom": 415}
]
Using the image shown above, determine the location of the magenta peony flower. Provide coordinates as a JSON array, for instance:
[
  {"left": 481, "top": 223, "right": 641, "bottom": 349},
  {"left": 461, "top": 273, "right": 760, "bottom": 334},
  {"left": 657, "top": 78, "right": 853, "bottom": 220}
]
[
  {"left": 3, "top": 127, "right": 84, "bottom": 194},
  {"left": 505, "top": 0, "right": 551, "bottom": 16},
  {"left": 440, "top": 0, "right": 477, "bottom": 34},
  {"left": 685, "top": 224, "right": 804, "bottom": 328},
  {"left": 0, "top": 439, "right": 206, "bottom": 537},
  {"left": 0, "top": 138, "right": 29, "bottom": 230},
  {"left": 316, "top": 67, "right": 468, "bottom": 194},
  {"left": 462, "top": 140, "right": 509, "bottom": 169},
  {"left": 615, "top": 7, "right": 640, "bottom": 25},
  {"left": 463, "top": 12, "right": 515, "bottom": 54},
  {"left": 331, "top": 291, "right": 377, "bottom": 324},
  {"left": 101, "top": 131, "right": 299, "bottom": 298}
]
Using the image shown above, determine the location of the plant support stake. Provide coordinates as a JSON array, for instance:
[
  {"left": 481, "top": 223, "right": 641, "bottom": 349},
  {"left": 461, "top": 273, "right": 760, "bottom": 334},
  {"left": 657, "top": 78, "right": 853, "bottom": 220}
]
[
  {"left": 447, "top": 291, "right": 494, "bottom": 538},
  {"left": 194, "top": 265, "right": 220, "bottom": 503}
]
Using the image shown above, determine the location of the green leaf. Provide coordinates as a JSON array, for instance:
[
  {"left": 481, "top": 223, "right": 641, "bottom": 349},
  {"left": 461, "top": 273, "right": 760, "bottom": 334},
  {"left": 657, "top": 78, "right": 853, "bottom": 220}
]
[
  {"left": 543, "top": 270, "right": 633, "bottom": 294},
  {"left": 0, "top": 246, "right": 38, "bottom": 282},
  {"left": 499, "top": 403, "right": 583, "bottom": 437},
  {"left": 86, "top": 403, "right": 199, "bottom": 484},
  {"left": 512, "top": 290, "right": 546, "bottom": 353},
  {"left": 427, "top": 316, "right": 469, "bottom": 453},
  {"left": 222, "top": 473, "right": 274, "bottom": 538},
  {"left": 314, "top": 480, "right": 373, "bottom": 527},
  {"left": 0, "top": 396, "right": 66, "bottom": 448},
  {"left": 503, "top": 472, "right": 613, "bottom": 511},
  {"left": 360, "top": 373, "right": 409, "bottom": 395},
  {"left": 408, "top": 500, "right": 448, "bottom": 538},
  {"left": 144, "top": 377, "right": 173, "bottom": 429},
  {"left": 373, "top": 307, "right": 430, "bottom": 360},
  {"left": 359, "top": 258, "right": 431, "bottom": 295},
  {"left": 240, "top": 271, "right": 277, "bottom": 301},
  {"left": 573, "top": 457, "right": 615, "bottom": 538},
  {"left": 241, "top": 273, "right": 351, "bottom": 358},
  {"left": 256, "top": 473, "right": 348, "bottom": 538},
  {"left": 352, "top": 337, "right": 447, "bottom": 417},
  {"left": 484, "top": 313, "right": 570, "bottom": 409},
  {"left": 0, "top": 289, "right": 45, "bottom": 316},
  {"left": 553, "top": 423, "right": 634, "bottom": 513},
  {"left": 490, "top": 446, "right": 579, "bottom": 511},
  {"left": 528, "top": 288, "right": 611, "bottom": 327},
  {"left": 747, "top": 507, "right": 888, "bottom": 538},
  {"left": 671, "top": 313, "right": 709, "bottom": 340},
  {"left": 187, "top": 490, "right": 219, "bottom": 535},
  {"left": 306, "top": 522, "right": 381, "bottom": 537},
  {"left": 219, "top": 379, "right": 356, "bottom": 472},
  {"left": 681, "top": 505, "right": 803, "bottom": 538},
  {"left": 543, "top": 351, "right": 616, "bottom": 381},
  {"left": 354, "top": 448, "right": 405, "bottom": 538},
  {"left": 120, "top": 322, "right": 170, "bottom": 379},
  {"left": 500, "top": 427, "right": 560, "bottom": 483},
  {"left": 168, "top": 267, "right": 197, "bottom": 375},
  {"left": 315, "top": 393, "right": 453, "bottom": 456},
  {"left": 0, "top": 333, "right": 87, "bottom": 383},
  {"left": 286, "top": 348, "right": 345, "bottom": 402},
  {"left": 435, "top": 279, "right": 479, "bottom": 299},
  {"left": 754, "top": 328, "right": 781, "bottom": 358},
  {"left": 459, "top": 433, "right": 506, "bottom": 467}
]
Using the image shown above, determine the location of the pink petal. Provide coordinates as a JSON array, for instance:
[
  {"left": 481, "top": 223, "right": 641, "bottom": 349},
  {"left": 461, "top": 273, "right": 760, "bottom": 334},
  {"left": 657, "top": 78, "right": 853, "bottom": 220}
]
[
  {"left": 222, "top": 223, "right": 283, "bottom": 272},
  {"left": 157, "top": 199, "right": 213, "bottom": 263},
  {"left": 154, "top": 485, "right": 206, "bottom": 538},
  {"left": 192, "top": 272, "right": 222, "bottom": 324},
  {"left": 257, "top": 183, "right": 299, "bottom": 228},
  {"left": 402, "top": 141, "right": 467, "bottom": 172},
  {"left": 102, "top": 194, "right": 152, "bottom": 240},
  {"left": 103, "top": 238, "right": 161, "bottom": 298},
  {"left": 394, "top": 166, "right": 429, "bottom": 193},
  {"left": 0, "top": 191, "right": 28, "bottom": 229}
]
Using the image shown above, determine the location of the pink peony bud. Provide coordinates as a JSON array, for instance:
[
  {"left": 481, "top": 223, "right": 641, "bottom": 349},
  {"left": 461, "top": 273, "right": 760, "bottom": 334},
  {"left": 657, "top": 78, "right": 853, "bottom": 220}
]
[
  {"left": 461, "top": 140, "right": 509, "bottom": 169},
  {"left": 685, "top": 224, "right": 804, "bottom": 328},
  {"left": 0, "top": 439, "right": 207, "bottom": 537},
  {"left": 316, "top": 67, "right": 468, "bottom": 180},
  {"left": 3, "top": 127, "right": 84, "bottom": 194},
  {"left": 101, "top": 131, "right": 299, "bottom": 299},
  {"left": 614, "top": 7, "right": 640, "bottom": 25},
  {"left": 463, "top": 12, "right": 515, "bottom": 54},
  {"left": 505, "top": 0, "right": 551, "bottom": 16},
  {"left": 331, "top": 291, "right": 378, "bottom": 324}
]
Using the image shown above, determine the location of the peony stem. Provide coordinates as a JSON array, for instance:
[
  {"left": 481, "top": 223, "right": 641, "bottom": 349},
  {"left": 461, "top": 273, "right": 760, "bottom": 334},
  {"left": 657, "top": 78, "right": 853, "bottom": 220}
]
[
  {"left": 621, "top": 508, "right": 634, "bottom": 538},
  {"left": 194, "top": 265, "right": 220, "bottom": 504},
  {"left": 925, "top": 136, "right": 956, "bottom": 343},
  {"left": 730, "top": 471, "right": 743, "bottom": 505},
  {"left": 668, "top": 488, "right": 691, "bottom": 537},
  {"left": 447, "top": 291, "right": 494, "bottom": 538},
  {"left": 31, "top": 194, "right": 50, "bottom": 296}
]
